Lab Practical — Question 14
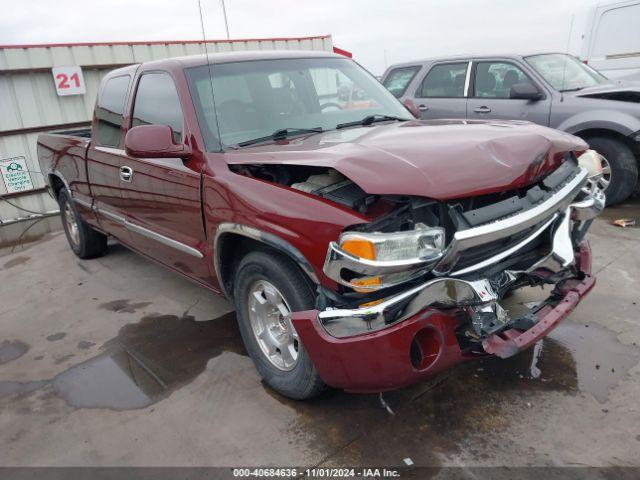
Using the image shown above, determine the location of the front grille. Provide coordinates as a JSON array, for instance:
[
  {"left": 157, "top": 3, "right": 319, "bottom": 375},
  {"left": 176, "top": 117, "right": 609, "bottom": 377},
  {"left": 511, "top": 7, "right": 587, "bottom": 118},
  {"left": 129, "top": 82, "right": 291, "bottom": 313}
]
[
  {"left": 449, "top": 158, "right": 580, "bottom": 229},
  {"left": 440, "top": 160, "right": 585, "bottom": 276},
  {"left": 435, "top": 158, "right": 587, "bottom": 277},
  {"left": 453, "top": 221, "right": 550, "bottom": 272}
]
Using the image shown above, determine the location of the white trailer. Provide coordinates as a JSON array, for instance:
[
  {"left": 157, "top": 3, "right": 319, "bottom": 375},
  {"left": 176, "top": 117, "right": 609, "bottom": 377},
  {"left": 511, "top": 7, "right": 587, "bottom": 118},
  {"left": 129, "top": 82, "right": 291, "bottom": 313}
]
[{"left": 581, "top": 0, "right": 640, "bottom": 80}]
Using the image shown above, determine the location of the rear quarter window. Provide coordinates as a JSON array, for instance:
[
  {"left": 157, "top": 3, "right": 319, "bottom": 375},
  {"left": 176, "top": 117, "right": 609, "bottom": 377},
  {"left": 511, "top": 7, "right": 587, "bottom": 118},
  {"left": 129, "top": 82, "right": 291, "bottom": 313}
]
[
  {"left": 383, "top": 66, "right": 421, "bottom": 98},
  {"left": 96, "top": 75, "right": 130, "bottom": 147}
]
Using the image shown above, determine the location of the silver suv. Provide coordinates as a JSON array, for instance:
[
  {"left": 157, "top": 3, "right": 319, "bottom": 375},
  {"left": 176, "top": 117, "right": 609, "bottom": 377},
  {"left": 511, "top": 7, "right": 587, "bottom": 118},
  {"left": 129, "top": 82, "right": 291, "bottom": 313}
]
[{"left": 382, "top": 53, "right": 640, "bottom": 204}]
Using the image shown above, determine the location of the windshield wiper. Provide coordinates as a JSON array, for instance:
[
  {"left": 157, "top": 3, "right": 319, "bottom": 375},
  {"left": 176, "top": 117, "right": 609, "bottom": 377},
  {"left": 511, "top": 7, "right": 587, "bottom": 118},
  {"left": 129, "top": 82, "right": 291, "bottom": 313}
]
[
  {"left": 236, "top": 127, "right": 323, "bottom": 147},
  {"left": 336, "top": 114, "right": 409, "bottom": 129},
  {"left": 559, "top": 87, "right": 585, "bottom": 92}
]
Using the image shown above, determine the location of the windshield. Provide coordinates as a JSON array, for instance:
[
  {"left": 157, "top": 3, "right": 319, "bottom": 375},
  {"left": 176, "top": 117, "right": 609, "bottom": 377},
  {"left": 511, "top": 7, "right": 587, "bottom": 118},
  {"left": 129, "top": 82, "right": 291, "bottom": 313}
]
[
  {"left": 186, "top": 57, "right": 412, "bottom": 150},
  {"left": 525, "top": 53, "right": 610, "bottom": 91}
]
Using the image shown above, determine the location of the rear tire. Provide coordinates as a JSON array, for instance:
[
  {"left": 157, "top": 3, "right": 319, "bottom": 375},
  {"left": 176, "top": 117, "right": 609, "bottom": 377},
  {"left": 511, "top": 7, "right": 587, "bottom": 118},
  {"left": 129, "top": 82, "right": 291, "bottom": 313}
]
[
  {"left": 585, "top": 136, "right": 638, "bottom": 206},
  {"left": 233, "top": 251, "right": 326, "bottom": 400},
  {"left": 58, "top": 188, "right": 107, "bottom": 259}
]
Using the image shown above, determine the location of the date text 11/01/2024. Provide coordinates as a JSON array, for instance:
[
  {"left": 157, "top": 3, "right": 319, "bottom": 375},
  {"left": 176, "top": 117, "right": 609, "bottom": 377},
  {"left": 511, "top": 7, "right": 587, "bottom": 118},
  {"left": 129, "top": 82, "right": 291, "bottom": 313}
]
[{"left": 232, "top": 467, "right": 402, "bottom": 477}]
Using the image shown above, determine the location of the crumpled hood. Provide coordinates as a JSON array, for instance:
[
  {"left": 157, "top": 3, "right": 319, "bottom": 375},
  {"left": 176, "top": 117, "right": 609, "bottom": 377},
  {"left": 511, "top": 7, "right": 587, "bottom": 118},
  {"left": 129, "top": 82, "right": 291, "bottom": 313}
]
[
  {"left": 572, "top": 81, "right": 640, "bottom": 97},
  {"left": 224, "top": 119, "right": 588, "bottom": 200},
  {"left": 571, "top": 82, "right": 640, "bottom": 103}
]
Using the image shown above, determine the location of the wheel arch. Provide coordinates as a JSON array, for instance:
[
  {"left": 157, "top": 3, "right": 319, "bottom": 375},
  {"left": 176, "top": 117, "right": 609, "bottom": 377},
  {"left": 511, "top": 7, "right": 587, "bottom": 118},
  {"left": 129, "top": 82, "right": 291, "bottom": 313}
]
[
  {"left": 573, "top": 128, "right": 639, "bottom": 156},
  {"left": 47, "top": 172, "right": 69, "bottom": 199},
  {"left": 214, "top": 223, "right": 320, "bottom": 300}
]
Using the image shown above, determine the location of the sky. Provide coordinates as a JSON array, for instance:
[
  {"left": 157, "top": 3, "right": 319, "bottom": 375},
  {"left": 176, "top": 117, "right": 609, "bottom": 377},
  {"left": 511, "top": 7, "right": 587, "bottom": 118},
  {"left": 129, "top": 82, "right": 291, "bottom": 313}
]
[{"left": 0, "top": 0, "right": 605, "bottom": 75}]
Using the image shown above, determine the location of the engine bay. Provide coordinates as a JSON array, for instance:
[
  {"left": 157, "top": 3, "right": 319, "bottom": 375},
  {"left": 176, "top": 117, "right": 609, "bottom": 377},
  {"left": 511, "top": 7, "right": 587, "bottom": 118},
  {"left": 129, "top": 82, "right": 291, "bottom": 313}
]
[
  {"left": 230, "top": 157, "right": 582, "bottom": 241},
  {"left": 229, "top": 164, "right": 376, "bottom": 212}
]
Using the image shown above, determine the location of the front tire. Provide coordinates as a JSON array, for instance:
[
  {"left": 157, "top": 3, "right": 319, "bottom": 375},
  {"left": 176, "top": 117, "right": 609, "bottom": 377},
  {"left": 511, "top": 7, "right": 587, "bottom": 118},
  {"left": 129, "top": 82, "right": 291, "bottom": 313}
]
[
  {"left": 233, "top": 251, "right": 326, "bottom": 400},
  {"left": 585, "top": 136, "right": 638, "bottom": 206},
  {"left": 58, "top": 188, "right": 107, "bottom": 259}
]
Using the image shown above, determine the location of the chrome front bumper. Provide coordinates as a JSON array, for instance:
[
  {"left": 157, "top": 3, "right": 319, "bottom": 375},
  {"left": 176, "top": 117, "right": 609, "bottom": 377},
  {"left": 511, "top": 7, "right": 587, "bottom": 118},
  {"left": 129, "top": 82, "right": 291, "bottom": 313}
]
[{"left": 319, "top": 181, "right": 604, "bottom": 339}]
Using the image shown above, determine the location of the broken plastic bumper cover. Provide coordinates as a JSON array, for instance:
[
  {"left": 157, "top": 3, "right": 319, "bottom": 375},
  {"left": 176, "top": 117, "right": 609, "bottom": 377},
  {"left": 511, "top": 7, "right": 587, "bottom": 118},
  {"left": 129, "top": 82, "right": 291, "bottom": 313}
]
[{"left": 482, "top": 267, "right": 595, "bottom": 359}]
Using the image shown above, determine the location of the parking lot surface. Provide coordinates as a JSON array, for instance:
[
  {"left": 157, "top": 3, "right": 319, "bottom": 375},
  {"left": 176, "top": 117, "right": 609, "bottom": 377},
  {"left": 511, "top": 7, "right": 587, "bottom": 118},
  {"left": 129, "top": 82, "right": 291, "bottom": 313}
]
[{"left": 1, "top": 201, "right": 639, "bottom": 468}]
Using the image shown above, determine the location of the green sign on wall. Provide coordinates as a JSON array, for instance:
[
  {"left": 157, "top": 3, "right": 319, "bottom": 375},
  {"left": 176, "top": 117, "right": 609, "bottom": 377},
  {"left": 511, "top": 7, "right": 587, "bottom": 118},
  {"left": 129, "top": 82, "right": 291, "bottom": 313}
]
[{"left": 1, "top": 156, "right": 34, "bottom": 194}]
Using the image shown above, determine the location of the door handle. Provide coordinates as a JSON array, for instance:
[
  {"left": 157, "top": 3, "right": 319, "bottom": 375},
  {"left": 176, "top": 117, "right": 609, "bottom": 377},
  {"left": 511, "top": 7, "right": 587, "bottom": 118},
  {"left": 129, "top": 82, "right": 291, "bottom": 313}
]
[
  {"left": 473, "top": 106, "right": 491, "bottom": 114},
  {"left": 418, "top": 104, "right": 429, "bottom": 111},
  {"left": 120, "top": 166, "right": 133, "bottom": 182}
]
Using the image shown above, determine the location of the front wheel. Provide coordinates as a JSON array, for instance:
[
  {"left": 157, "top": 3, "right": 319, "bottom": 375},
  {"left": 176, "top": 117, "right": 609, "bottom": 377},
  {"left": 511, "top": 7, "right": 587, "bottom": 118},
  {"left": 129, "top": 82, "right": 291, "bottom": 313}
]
[
  {"left": 585, "top": 136, "right": 638, "bottom": 206},
  {"left": 58, "top": 188, "right": 107, "bottom": 259},
  {"left": 233, "top": 251, "right": 326, "bottom": 400}
]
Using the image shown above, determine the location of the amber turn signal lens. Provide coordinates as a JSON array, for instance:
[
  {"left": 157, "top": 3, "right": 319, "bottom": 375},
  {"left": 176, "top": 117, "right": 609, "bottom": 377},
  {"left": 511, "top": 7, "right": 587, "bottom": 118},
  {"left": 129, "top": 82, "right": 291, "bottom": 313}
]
[
  {"left": 359, "top": 298, "right": 384, "bottom": 308},
  {"left": 341, "top": 239, "right": 376, "bottom": 260},
  {"left": 351, "top": 276, "right": 382, "bottom": 293}
]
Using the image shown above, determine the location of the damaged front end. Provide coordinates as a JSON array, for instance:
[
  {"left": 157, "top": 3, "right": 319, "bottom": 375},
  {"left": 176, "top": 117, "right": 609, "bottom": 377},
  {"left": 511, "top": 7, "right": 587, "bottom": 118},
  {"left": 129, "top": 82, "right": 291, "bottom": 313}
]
[{"left": 291, "top": 150, "right": 605, "bottom": 392}]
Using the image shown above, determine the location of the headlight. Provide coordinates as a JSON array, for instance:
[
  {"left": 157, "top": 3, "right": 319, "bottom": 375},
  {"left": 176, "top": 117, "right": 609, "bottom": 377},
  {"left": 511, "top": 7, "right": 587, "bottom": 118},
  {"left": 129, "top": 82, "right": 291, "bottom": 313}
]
[
  {"left": 323, "top": 224, "right": 446, "bottom": 292},
  {"left": 578, "top": 150, "right": 603, "bottom": 178},
  {"left": 340, "top": 224, "right": 445, "bottom": 263}
]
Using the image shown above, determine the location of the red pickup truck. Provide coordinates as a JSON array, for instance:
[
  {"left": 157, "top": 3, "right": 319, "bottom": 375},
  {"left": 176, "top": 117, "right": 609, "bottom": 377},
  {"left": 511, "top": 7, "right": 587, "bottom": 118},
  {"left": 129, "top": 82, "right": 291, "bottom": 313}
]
[{"left": 38, "top": 51, "right": 605, "bottom": 399}]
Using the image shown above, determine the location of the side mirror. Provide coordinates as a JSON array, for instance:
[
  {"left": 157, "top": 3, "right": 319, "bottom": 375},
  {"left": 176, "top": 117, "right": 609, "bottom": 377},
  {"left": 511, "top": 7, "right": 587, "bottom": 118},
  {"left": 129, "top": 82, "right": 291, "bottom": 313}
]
[
  {"left": 124, "top": 125, "right": 191, "bottom": 159},
  {"left": 510, "top": 83, "right": 542, "bottom": 101},
  {"left": 403, "top": 99, "right": 421, "bottom": 119}
]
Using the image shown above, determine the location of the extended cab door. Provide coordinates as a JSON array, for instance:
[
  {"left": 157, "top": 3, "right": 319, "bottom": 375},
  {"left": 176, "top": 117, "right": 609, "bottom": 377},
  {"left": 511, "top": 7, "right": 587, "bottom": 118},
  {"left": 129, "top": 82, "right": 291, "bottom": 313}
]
[
  {"left": 86, "top": 73, "right": 133, "bottom": 242},
  {"left": 411, "top": 61, "right": 470, "bottom": 119},
  {"left": 119, "top": 69, "right": 209, "bottom": 280},
  {"left": 467, "top": 59, "right": 551, "bottom": 125}
]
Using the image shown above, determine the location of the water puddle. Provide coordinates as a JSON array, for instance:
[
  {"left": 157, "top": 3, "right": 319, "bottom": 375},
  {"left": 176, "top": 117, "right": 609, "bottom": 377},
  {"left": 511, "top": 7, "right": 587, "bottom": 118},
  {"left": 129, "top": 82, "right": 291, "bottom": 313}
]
[
  {"left": 545, "top": 322, "right": 639, "bottom": 403},
  {"left": 99, "top": 299, "right": 153, "bottom": 314},
  {"left": 0, "top": 380, "right": 47, "bottom": 398},
  {"left": 0, "top": 310, "right": 245, "bottom": 410},
  {"left": 77, "top": 341, "right": 95, "bottom": 350},
  {"left": 46, "top": 332, "right": 66, "bottom": 342},
  {"left": 1, "top": 255, "right": 30, "bottom": 270},
  {"left": 0, "top": 340, "right": 29, "bottom": 364},
  {"left": 52, "top": 350, "right": 166, "bottom": 410},
  {"left": 459, "top": 321, "right": 639, "bottom": 402}
]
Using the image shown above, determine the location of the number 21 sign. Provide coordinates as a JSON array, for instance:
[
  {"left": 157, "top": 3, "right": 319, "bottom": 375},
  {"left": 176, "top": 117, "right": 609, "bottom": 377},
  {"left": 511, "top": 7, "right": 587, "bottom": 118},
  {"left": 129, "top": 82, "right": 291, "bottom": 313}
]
[{"left": 52, "top": 66, "right": 86, "bottom": 96}]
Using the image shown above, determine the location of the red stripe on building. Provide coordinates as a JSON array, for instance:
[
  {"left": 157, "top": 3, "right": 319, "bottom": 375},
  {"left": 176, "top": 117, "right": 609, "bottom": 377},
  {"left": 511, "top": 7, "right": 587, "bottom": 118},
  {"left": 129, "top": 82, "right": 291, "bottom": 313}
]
[{"left": 332, "top": 46, "right": 353, "bottom": 58}]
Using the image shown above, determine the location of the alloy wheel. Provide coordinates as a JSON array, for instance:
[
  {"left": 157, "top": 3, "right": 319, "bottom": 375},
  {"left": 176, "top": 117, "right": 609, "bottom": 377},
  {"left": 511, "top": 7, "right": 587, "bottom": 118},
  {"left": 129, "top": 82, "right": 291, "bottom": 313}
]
[
  {"left": 597, "top": 155, "right": 612, "bottom": 192},
  {"left": 63, "top": 201, "right": 80, "bottom": 247},
  {"left": 247, "top": 280, "right": 299, "bottom": 371}
]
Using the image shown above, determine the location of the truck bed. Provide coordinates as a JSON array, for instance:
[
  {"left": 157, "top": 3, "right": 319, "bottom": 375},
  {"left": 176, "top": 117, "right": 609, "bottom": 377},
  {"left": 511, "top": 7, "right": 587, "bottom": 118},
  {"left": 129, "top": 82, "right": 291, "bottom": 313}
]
[
  {"left": 53, "top": 127, "right": 92, "bottom": 139},
  {"left": 37, "top": 130, "right": 93, "bottom": 200}
]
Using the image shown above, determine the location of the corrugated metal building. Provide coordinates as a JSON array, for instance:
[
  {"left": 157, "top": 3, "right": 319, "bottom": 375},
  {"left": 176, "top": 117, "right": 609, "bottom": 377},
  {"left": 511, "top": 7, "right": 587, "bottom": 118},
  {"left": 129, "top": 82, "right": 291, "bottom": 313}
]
[{"left": 0, "top": 35, "right": 335, "bottom": 222}]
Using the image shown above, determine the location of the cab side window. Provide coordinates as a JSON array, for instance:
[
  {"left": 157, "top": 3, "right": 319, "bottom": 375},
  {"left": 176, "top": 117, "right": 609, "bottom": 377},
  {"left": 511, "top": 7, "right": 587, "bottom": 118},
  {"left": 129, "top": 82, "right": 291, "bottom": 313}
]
[
  {"left": 419, "top": 63, "right": 468, "bottom": 98},
  {"left": 132, "top": 73, "right": 184, "bottom": 144},
  {"left": 473, "top": 62, "right": 534, "bottom": 98},
  {"left": 96, "top": 75, "right": 130, "bottom": 147}
]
